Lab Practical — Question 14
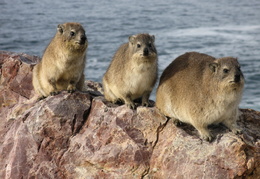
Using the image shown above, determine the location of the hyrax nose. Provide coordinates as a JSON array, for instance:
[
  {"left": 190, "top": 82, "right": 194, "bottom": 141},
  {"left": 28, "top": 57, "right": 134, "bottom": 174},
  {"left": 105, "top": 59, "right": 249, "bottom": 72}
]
[
  {"left": 80, "top": 35, "right": 87, "bottom": 43},
  {"left": 234, "top": 74, "right": 240, "bottom": 82},
  {"left": 143, "top": 48, "right": 149, "bottom": 56}
]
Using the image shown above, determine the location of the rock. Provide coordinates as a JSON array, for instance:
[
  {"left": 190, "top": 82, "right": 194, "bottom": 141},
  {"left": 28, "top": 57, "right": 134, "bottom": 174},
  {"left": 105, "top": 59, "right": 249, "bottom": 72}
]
[
  {"left": 0, "top": 51, "right": 259, "bottom": 179},
  {"left": 148, "top": 110, "right": 260, "bottom": 178},
  {"left": 59, "top": 97, "right": 167, "bottom": 178}
]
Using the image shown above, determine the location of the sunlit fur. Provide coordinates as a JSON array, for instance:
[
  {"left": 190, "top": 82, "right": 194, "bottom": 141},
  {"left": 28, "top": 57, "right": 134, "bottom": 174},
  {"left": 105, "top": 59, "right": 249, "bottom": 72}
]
[
  {"left": 33, "top": 22, "right": 88, "bottom": 98},
  {"left": 103, "top": 33, "right": 158, "bottom": 109},
  {"left": 156, "top": 52, "right": 244, "bottom": 141}
]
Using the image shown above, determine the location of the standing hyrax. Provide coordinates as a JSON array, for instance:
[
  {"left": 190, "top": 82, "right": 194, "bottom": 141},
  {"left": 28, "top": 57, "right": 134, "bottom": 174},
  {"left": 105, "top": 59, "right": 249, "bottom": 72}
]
[
  {"left": 103, "top": 33, "right": 158, "bottom": 109},
  {"left": 156, "top": 52, "right": 244, "bottom": 141},
  {"left": 33, "top": 22, "right": 88, "bottom": 99}
]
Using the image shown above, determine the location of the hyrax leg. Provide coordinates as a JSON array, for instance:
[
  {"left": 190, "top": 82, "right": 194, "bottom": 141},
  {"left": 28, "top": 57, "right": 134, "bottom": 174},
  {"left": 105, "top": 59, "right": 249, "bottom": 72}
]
[
  {"left": 193, "top": 123, "right": 213, "bottom": 142},
  {"left": 142, "top": 91, "right": 151, "bottom": 107},
  {"left": 222, "top": 118, "right": 242, "bottom": 134},
  {"left": 122, "top": 93, "right": 135, "bottom": 109},
  {"left": 172, "top": 118, "right": 184, "bottom": 127},
  {"left": 67, "top": 78, "right": 78, "bottom": 93},
  {"left": 67, "top": 82, "right": 76, "bottom": 93},
  {"left": 103, "top": 83, "right": 121, "bottom": 104},
  {"left": 48, "top": 78, "right": 60, "bottom": 96},
  {"left": 68, "top": 75, "right": 84, "bottom": 93},
  {"left": 76, "top": 73, "right": 85, "bottom": 91}
]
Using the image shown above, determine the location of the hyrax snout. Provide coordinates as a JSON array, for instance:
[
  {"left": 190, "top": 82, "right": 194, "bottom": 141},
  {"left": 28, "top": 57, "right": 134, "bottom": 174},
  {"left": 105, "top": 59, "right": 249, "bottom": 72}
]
[
  {"left": 156, "top": 52, "right": 244, "bottom": 141},
  {"left": 32, "top": 22, "right": 88, "bottom": 99},
  {"left": 103, "top": 33, "right": 158, "bottom": 109}
]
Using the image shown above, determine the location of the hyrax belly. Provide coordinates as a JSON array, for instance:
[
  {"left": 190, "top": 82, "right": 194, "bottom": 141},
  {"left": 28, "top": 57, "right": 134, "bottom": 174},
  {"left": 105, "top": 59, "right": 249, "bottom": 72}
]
[
  {"left": 126, "top": 62, "right": 157, "bottom": 99},
  {"left": 156, "top": 52, "right": 244, "bottom": 141},
  {"left": 103, "top": 33, "right": 158, "bottom": 109}
]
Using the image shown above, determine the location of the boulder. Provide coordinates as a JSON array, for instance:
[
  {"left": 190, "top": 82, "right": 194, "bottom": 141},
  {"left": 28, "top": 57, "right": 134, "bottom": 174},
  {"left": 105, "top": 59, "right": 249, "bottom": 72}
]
[{"left": 0, "top": 51, "right": 259, "bottom": 179}]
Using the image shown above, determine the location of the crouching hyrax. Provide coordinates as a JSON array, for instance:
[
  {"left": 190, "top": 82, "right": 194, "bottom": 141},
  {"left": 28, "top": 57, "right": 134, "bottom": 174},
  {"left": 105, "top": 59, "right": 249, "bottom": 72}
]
[
  {"left": 156, "top": 52, "right": 244, "bottom": 141},
  {"left": 103, "top": 33, "right": 158, "bottom": 109},
  {"left": 33, "top": 22, "right": 88, "bottom": 99}
]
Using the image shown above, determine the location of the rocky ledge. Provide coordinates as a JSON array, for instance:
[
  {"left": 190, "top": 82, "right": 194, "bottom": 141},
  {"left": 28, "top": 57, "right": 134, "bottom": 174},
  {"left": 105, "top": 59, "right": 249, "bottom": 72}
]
[{"left": 0, "top": 51, "right": 259, "bottom": 179}]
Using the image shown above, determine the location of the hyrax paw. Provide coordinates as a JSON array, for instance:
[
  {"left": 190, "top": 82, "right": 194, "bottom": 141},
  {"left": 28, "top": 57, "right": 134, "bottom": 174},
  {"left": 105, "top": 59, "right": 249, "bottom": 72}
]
[
  {"left": 126, "top": 102, "right": 136, "bottom": 110},
  {"left": 231, "top": 127, "right": 242, "bottom": 135},
  {"left": 38, "top": 96, "right": 46, "bottom": 101},
  {"left": 113, "top": 99, "right": 124, "bottom": 105},
  {"left": 173, "top": 118, "right": 183, "bottom": 127},
  {"left": 142, "top": 101, "right": 150, "bottom": 107},
  {"left": 200, "top": 132, "right": 214, "bottom": 142},
  {"left": 226, "top": 123, "right": 243, "bottom": 135},
  {"left": 50, "top": 91, "right": 60, "bottom": 96},
  {"left": 67, "top": 89, "right": 76, "bottom": 93},
  {"left": 67, "top": 86, "right": 76, "bottom": 93}
]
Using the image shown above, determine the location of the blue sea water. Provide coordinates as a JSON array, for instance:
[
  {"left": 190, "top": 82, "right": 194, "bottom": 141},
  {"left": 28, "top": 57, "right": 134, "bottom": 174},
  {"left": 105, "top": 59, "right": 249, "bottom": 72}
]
[{"left": 1, "top": 0, "right": 260, "bottom": 110}]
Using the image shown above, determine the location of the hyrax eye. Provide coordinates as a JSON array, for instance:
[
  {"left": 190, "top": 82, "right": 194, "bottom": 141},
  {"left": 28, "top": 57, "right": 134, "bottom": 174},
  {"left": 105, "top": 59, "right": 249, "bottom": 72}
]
[
  {"left": 223, "top": 69, "right": 229, "bottom": 73},
  {"left": 148, "top": 43, "right": 152, "bottom": 47},
  {"left": 137, "top": 44, "right": 141, "bottom": 48},
  {"left": 70, "top": 31, "right": 75, "bottom": 36}
]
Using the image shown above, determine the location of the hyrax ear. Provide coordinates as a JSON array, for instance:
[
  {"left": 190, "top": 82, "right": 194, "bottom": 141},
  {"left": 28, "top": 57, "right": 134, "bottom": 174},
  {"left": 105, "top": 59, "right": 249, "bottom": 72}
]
[
  {"left": 209, "top": 62, "right": 219, "bottom": 72},
  {"left": 129, "top": 35, "right": 136, "bottom": 44},
  {"left": 57, "top": 24, "right": 64, "bottom": 34}
]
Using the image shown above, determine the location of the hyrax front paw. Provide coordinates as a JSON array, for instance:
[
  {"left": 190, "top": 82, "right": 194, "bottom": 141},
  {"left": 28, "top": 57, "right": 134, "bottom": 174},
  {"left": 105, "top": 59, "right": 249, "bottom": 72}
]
[
  {"left": 67, "top": 85, "right": 76, "bottom": 93},
  {"left": 172, "top": 118, "right": 183, "bottom": 127},
  {"left": 201, "top": 133, "right": 214, "bottom": 142},
  {"left": 198, "top": 129, "right": 214, "bottom": 142},
  {"left": 231, "top": 126, "right": 242, "bottom": 135},
  {"left": 126, "top": 102, "right": 136, "bottom": 109},
  {"left": 223, "top": 121, "right": 243, "bottom": 135},
  {"left": 142, "top": 101, "right": 150, "bottom": 107},
  {"left": 112, "top": 98, "right": 124, "bottom": 105},
  {"left": 50, "top": 91, "right": 60, "bottom": 96},
  {"left": 142, "top": 93, "right": 151, "bottom": 107}
]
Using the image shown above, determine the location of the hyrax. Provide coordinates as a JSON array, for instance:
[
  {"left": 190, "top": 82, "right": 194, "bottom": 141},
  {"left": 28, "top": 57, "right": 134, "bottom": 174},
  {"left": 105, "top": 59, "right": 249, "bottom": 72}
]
[
  {"left": 103, "top": 33, "right": 158, "bottom": 109},
  {"left": 33, "top": 22, "right": 88, "bottom": 99},
  {"left": 156, "top": 52, "right": 244, "bottom": 141}
]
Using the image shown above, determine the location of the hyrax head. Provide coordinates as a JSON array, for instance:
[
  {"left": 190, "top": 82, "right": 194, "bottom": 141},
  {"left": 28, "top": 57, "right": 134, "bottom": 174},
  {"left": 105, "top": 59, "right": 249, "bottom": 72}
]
[
  {"left": 128, "top": 33, "right": 157, "bottom": 60},
  {"left": 57, "top": 22, "right": 88, "bottom": 51},
  {"left": 209, "top": 57, "right": 244, "bottom": 90}
]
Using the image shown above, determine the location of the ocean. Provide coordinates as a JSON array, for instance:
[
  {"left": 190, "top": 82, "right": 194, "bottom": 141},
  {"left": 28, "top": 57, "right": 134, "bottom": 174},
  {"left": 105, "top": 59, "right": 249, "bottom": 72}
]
[{"left": 1, "top": 0, "right": 260, "bottom": 110}]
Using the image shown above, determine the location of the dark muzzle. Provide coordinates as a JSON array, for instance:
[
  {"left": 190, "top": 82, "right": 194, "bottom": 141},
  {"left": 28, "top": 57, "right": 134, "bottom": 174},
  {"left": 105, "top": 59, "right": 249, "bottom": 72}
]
[
  {"left": 79, "top": 35, "right": 87, "bottom": 45},
  {"left": 143, "top": 48, "right": 149, "bottom": 56},
  {"left": 234, "top": 74, "right": 241, "bottom": 82}
]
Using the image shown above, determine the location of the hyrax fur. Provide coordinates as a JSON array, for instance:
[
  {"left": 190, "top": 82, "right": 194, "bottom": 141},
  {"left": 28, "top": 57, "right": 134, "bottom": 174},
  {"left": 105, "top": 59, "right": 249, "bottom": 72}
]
[
  {"left": 33, "top": 22, "right": 88, "bottom": 99},
  {"left": 156, "top": 52, "right": 244, "bottom": 141},
  {"left": 103, "top": 33, "right": 158, "bottom": 109}
]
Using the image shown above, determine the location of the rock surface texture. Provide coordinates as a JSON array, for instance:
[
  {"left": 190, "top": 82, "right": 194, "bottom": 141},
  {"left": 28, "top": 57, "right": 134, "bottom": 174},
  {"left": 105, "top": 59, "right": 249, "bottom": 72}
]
[{"left": 0, "top": 51, "right": 259, "bottom": 179}]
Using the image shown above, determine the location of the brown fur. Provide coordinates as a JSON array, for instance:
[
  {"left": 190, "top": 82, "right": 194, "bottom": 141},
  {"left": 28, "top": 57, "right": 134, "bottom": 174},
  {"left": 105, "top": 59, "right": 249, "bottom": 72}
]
[
  {"left": 156, "top": 52, "right": 244, "bottom": 141},
  {"left": 33, "top": 22, "right": 88, "bottom": 98},
  {"left": 103, "top": 33, "right": 158, "bottom": 109}
]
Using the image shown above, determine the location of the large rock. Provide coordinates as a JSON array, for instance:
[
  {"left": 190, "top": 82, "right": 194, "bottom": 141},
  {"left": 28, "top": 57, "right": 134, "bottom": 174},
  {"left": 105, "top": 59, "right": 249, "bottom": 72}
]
[{"left": 0, "top": 51, "right": 259, "bottom": 179}]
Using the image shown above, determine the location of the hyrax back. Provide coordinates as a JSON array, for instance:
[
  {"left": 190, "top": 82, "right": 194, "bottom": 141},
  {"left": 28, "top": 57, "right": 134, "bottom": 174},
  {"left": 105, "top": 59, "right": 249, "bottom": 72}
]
[
  {"left": 33, "top": 22, "right": 88, "bottom": 98},
  {"left": 156, "top": 52, "right": 244, "bottom": 141},
  {"left": 103, "top": 33, "right": 158, "bottom": 109}
]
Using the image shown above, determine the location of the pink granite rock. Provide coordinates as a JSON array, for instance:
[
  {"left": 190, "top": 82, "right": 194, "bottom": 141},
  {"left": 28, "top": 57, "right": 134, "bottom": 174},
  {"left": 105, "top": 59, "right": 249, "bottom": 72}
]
[
  {"left": 0, "top": 51, "right": 259, "bottom": 179},
  {"left": 59, "top": 97, "right": 167, "bottom": 178},
  {"left": 148, "top": 109, "right": 260, "bottom": 178}
]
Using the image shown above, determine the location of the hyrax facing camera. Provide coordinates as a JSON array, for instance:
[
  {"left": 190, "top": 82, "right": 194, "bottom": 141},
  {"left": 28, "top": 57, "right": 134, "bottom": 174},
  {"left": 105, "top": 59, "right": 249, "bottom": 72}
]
[
  {"left": 33, "top": 22, "right": 88, "bottom": 99},
  {"left": 103, "top": 33, "right": 158, "bottom": 109},
  {"left": 156, "top": 52, "right": 244, "bottom": 141}
]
